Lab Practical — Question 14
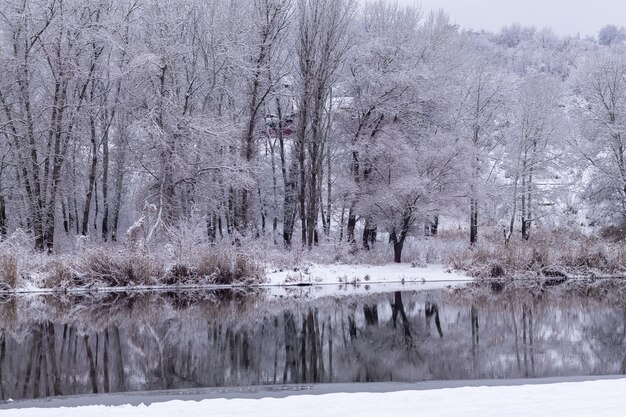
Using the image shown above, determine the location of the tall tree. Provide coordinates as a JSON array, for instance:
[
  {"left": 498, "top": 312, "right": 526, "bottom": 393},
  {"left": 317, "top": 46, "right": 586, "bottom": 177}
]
[
  {"left": 456, "top": 47, "right": 508, "bottom": 246},
  {"left": 504, "top": 74, "right": 562, "bottom": 243},
  {"left": 294, "top": 0, "right": 355, "bottom": 248}
]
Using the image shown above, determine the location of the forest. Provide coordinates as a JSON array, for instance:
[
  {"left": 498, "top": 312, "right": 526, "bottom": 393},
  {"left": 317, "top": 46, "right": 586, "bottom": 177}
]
[{"left": 1, "top": 0, "right": 626, "bottom": 286}]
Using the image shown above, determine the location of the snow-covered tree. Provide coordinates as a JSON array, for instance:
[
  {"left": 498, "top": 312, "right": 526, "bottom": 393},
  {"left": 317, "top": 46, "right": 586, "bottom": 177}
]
[
  {"left": 572, "top": 46, "right": 626, "bottom": 223},
  {"left": 504, "top": 73, "right": 564, "bottom": 243}
]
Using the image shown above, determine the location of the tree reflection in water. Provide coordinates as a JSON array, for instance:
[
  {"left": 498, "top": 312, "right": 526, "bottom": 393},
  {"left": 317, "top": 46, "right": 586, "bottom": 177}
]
[{"left": 0, "top": 288, "right": 625, "bottom": 401}]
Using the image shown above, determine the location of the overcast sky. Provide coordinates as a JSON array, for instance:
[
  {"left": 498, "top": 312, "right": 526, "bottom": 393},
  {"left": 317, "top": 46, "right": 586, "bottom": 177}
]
[{"left": 393, "top": 0, "right": 623, "bottom": 36}]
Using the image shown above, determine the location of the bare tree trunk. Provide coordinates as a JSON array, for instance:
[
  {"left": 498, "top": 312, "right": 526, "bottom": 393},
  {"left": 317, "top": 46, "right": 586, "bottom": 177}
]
[
  {"left": 0, "top": 330, "right": 5, "bottom": 400},
  {"left": 520, "top": 153, "right": 528, "bottom": 241},
  {"left": 0, "top": 90, "right": 35, "bottom": 235},
  {"left": 16, "top": 59, "right": 45, "bottom": 250},
  {"left": 324, "top": 141, "right": 332, "bottom": 235},
  {"left": 362, "top": 216, "right": 377, "bottom": 250},
  {"left": 506, "top": 169, "right": 520, "bottom": 245},
  {"left": 0, "top": 195, "right": 6, "bottom": 238},
  {"left": 338, "top": 204, "right": 346, "bottom": 241},
  {"left": 390, "top": 211, "right": 411, "bottom": 263},
  {"left": 101, "top": 117, "right": 110, "bottom": 242},
  {"left": 269, "top": 138, "right": 279, "bottom": 244},
  {"left": 158, "top": 64, "right": 177, "bottom": 228},
  {"left": 347, "top": 206, "right": 357, "bottom": 245},
  {"left": 82, "top": 111, "right": 98, "bottom": 236},
  {"left": 430, "top": 215, "right": 439, "bottom": 236},
  {"left": 470, "top": 198, "right": 478, "bottom": 246},
  {"left": 298, "top": 130, "right": 307, "bottom": 247},
  {"left": 111, "top": 132, "right": 126, "bottom": 242},
  {"left": 43, "top": 75, "right": 69, "bottom": 252},
  {"left": 241, "top": 82, "right": 261, "bottom": 233},
  {"left": 277, "top": 97, "right": 297, "bottom": 248},
  {"left": 523, "top": 143, "right": 536, "bottom": 241}
]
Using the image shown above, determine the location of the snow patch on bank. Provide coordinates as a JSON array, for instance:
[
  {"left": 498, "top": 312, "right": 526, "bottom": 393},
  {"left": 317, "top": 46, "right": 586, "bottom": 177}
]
[
  {"left": 260, "top": 263, "right": 472, "bottom": 298},
  {"left": 266, "top": 263, "right": 470, "bottom": 286}
]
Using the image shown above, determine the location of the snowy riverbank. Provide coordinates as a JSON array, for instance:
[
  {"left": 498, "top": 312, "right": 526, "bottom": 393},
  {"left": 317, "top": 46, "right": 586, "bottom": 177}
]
[
  {"left": 2, "top": 259, "right": 472, "bottom": 296},
  {"left": 5, "top": 378, "right": 626, "bottom": 416}
]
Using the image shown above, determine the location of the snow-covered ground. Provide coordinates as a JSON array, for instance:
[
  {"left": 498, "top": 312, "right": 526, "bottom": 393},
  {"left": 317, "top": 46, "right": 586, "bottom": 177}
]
[
  {"left": 263, "top": 263, "right": 472, "bottom": 298},
  {"left": 266, "top": 263, "right": 469, "bottom": 286},
  {"left": 264, "top": 263, "right": 473, "bottom": 298},
  {"left": 6, "top": 378, "right": 626, "bottom": 416}
]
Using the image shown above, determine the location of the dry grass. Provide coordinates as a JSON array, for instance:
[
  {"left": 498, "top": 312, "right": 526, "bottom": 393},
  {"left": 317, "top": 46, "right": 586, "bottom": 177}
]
[
  {"left": 0, "top": 255, "right": 18, "bottom": 290},
  {"left": 600, "top": 222, "right": 626, "bottom": 242},
  {"left": 160, "top": 245, "right": 265, "bottom": 286},
  {"left": 446, "top": 230, "right": 626, "bottom": 279},
  {"left": 2, "top": 244, "right": 266, "bottom": 290},
  {"left": 44, "top": 258, "right": 81, "bottom": 288},
  {"left": 80, "top": 250, "right": 165, "bottom": 287},
  {"left": 163, "top": 263, "right": 197, "bottom": 285},
  {"left": 194, "top": 250, "right": 264, "bottom": 285}
]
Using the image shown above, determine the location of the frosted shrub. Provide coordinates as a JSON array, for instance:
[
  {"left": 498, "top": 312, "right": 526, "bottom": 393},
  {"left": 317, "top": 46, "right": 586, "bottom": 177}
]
[
  {"left": 193, "top": 248, "right": 264, "bottom": 285},
  {"left": 44, "top": 258, "right": 81, "bottom": 289},
  {"left": 446, "top": 230, "right": 626, "bottom": 278},
  {"left": 165, "top": 213, "right": 208, "bottom": 262},
  {"left": 0, "top": 229, "right": 43, "bottom": 288},
  {"left": 81, "top": 250, "right": 164, "bottom": 287},
  {"left": 0, "top": 255, "right": 18, "bottom": 290},
  {"left": 163, "top": 263, "right": 197, "bottom": 285},
  {"left": 122, "top": 255, "right": 164, "bottom": 286}
]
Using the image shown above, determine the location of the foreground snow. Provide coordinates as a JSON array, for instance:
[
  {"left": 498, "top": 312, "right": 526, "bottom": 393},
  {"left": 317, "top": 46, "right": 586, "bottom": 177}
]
[{"left": 7, "top": 379, "right": 626, "bottom": 416}]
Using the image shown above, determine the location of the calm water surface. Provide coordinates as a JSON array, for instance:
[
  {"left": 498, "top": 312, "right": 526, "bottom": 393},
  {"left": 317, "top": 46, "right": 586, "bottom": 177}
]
[{"left": 0, "top": 287, "right": 625, "bottom": 401}]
